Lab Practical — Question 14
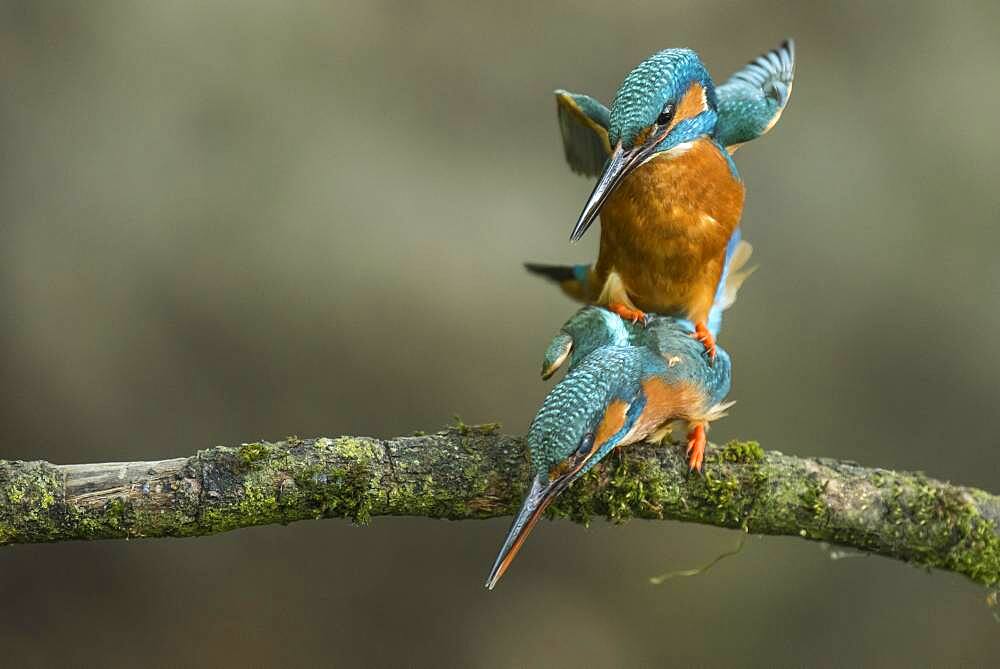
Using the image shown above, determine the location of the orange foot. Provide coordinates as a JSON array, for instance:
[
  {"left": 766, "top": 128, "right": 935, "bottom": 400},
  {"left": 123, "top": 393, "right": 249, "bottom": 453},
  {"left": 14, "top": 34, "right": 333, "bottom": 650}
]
[
  {"left": 686, "top": 423, "right": 707, "bottom": 473},
  {"left": 608, "top": 302, "right": 648, "bottom": 325},
  {"left": 692, "top": 321, "right": 717, "bottom": 362}
]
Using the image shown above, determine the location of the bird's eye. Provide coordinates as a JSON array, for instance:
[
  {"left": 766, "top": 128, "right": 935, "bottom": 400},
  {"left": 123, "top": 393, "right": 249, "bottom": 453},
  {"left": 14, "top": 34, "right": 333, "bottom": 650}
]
[
  {"left": 656, "top": 103, "right": 675, "bottom": 127},
  {"left": 576, "top": 432, "right": 595, "bottom": 456}
]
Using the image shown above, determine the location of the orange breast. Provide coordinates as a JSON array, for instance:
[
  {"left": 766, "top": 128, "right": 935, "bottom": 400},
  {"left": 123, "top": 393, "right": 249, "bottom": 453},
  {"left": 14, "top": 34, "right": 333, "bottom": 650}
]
[{"left": 594, "top": 138, "right": 745, "bottom": 323}]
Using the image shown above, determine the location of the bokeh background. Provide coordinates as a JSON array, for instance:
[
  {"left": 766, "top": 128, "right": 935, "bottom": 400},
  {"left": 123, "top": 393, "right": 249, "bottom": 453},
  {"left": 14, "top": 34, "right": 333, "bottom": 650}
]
[{"left": 2, "top": 1, "right": 999, "bottom": 666}]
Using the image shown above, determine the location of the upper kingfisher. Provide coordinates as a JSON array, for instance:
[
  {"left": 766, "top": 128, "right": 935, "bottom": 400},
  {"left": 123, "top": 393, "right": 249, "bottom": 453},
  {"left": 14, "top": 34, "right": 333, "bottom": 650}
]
[{"left": 526, "top": 40, "right": 794, "bottom": 360}]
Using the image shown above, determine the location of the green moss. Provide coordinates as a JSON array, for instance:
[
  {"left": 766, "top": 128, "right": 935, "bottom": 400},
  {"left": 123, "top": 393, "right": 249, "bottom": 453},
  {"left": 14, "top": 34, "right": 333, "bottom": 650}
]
[
  {"left": 698, "top": 471, "right": 745, "bottom": 525},
  {"left": 719, "top": 440, "right": 764, "bottom": 464},
  {"left": 198, "top": 507, "right": 237, "bottom": 534},
  {"left": 685, "top": 446, "right": 769, "bottom": 528},
  {"left": 793, "top": 476, "right": 831, "bottom": 540},
  {"left": 331, "top": 437, "right": 377, "bottom": 463},
  {"left": 7, "top": 486, "right": 25, "bottom": 504},
  {"left": 913, "top": 488, "right": 1000, "bottom": 586},
  {"left": 449, "top": 415, "right": 502, "bottom": 436},
  {"left": 603, "top": 456, "right": 669, "bottom": 523},
  {"left": 239, "top": 481, "right": 281, "bottom": 524},
  {"left": 105, "top": 497, "right": 126, "bottom": 531},
  {"left": 0, "top": 463, "right": 66, "bottom": 544},
  {"left": 287, "top": 443, "right": 379, "bottom": 525},
  {"left": 550, "top": 454, "right": 669, "bottom": 525},
  {"left": 801, "top": 477, "right": 828, "bottom": 520},
  {"left": 451, "top": 415, "right": 470, "bottom": 434},
  {"left": 238, "top": 442, "right": 269, "bottom": 464},
  {"left": 823, "top": 475, "right": 1000, "bottom": 586},
  {"left": 476, "top": 422, "right": 502, "bottom": 435}
]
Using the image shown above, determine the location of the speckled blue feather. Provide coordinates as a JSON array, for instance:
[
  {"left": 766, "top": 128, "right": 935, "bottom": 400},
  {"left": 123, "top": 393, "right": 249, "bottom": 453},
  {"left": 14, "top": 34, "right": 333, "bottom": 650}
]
[
  {"left": 554, "top": 40, "right": 795, "bottom": 172},
  {"left": 529, "top": 312, "right": 731, "bottom": 476},
  {"left": 609, "top": 49, "right": 717, "bottom": 150},
  {"left": 714, "top": 40, "right": 795, "bottom": 147}
]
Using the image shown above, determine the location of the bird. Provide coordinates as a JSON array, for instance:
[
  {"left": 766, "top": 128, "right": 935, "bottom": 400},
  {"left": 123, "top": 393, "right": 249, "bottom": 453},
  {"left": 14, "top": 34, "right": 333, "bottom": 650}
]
[
  {"left": 527, "top": 39, "right": 794, "bottom": 360},
  {"left": 486, "top": 221, "right": 755, "bottom": 590},
  {"left": 484, "top": 307, "right": 733, "bottom": 590}
]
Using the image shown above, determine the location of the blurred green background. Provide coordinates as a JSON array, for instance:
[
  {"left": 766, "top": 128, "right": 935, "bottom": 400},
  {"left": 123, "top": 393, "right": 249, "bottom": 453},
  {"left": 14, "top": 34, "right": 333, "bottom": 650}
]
[{"left": 2, "top": 1, "right": 998, "bottom": 666}]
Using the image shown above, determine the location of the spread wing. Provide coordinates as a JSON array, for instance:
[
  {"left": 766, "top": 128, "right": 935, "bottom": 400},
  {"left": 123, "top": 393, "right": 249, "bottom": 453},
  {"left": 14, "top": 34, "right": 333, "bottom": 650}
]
[
  {"left": 554, "top": 90, "right": 612, "bottom": 177},
  {"left": 714, "top": 39, "right": 795, "bottom": 150}
]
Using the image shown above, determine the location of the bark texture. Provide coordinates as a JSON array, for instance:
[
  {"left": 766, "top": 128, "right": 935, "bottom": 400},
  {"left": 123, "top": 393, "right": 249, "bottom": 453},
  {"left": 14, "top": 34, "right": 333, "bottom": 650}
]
[{"left": 1, "top": 426, "right": 997, "bottom": 587}]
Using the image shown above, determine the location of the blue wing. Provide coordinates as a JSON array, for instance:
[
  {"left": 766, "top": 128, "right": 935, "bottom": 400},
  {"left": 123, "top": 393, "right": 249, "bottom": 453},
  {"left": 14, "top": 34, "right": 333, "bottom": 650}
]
[
  {"left": 714, "top": 40, "right": 795, "bottom": 149},
  {"left": 706, "top": 228, "right": 755, "bottom": 336},
  {"left": 555, "top": 90, "right": 612, "bottom": 177}
]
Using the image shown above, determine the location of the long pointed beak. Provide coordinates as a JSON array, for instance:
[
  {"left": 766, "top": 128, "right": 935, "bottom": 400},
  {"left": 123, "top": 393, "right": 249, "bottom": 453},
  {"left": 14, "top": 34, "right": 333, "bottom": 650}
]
[
  {"left": 484, "top": 473, "right": 571, "bottom": 590},
  {"left": 570, "top": 141, "right": 636, "bottom": 242}
]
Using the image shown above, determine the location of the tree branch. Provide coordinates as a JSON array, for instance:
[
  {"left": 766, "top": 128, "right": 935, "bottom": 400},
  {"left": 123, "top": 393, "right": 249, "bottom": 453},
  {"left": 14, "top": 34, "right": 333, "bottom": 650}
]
[{"left": 1, "top": 426, "right": 997, "bottom": 587}]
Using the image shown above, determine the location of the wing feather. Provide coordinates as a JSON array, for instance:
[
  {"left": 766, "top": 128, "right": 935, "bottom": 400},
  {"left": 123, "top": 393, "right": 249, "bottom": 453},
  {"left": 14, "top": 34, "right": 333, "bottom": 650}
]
[
  {"left": 706, "top": 229, "right": 756, "bottom": 336},
  {"left": 555, "top": 90, "right": 612, "bottom": 177},
  {"left": 715, "top": 39, "right": 795, "bottom": 149}
]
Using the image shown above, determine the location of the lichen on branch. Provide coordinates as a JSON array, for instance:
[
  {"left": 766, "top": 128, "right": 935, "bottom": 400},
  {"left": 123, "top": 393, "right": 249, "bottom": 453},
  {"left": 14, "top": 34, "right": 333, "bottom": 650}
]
[{"left": 0, "top": 427, "right": 997, "bottom": 587}]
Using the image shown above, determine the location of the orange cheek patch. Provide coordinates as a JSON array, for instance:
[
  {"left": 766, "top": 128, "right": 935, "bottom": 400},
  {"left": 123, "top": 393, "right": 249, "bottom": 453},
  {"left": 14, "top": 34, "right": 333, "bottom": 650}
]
[
  {"left": 594, "top": 399, "right": 630, "bottom": 450},
  {"left": 667, "top": 82, "right": 708, "bottom": 133}
]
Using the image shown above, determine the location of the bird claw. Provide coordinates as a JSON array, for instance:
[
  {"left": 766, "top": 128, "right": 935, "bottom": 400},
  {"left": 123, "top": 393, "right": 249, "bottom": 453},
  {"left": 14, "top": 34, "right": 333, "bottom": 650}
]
[
  {"left": 691, "top": 322, "right": 717, "bottom": 364},
  {"left": 685, "top": 423, "right": 707, "bottom": 473},
  {"left": 608, "top": 302, "right": 649, "bottom": 327}
]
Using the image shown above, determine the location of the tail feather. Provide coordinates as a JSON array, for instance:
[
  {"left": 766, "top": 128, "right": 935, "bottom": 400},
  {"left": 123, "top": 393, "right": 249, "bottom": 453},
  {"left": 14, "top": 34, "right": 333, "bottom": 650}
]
[
  {"left": 523, "top": 263, "right": 578, "bottom": 284},
  {"left": 523, "top": 262, "right": 591, "bottom": 303}
]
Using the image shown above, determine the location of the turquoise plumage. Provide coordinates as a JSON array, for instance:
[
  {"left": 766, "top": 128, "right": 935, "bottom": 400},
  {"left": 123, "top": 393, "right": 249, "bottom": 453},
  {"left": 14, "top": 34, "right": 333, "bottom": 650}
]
[
  {"left": 529, "top": 40, "right": 792, "bottom": 363},
  {"left": 487, "top": 39, "right": 792, "bottom": 590},
  {"left": 714, "top": 40, "right": 795, "bottom": 148},
  {"left": 486, "top": 256, "right": 748, "bottom": 589},
  {"left": 554, "top": 91, "right": 611, "bottom": 177},
  {"left": 553, "top": 40, "right": 795, "bottom": 173},
  {"left": 485, "top": 307, "right": 734, "bottom": 589}
]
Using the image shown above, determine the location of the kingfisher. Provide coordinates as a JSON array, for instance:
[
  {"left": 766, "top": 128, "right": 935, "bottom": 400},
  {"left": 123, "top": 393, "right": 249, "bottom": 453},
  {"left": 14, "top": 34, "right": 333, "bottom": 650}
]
[
  {"left": 526, "top": 40, "right": 794, "bottom": 360},
  {"left": 484, "top": 239, "right": 752, "bottom": 590},
  {"left": 484, "top": 307, "right": 733, "bottom": 590}
]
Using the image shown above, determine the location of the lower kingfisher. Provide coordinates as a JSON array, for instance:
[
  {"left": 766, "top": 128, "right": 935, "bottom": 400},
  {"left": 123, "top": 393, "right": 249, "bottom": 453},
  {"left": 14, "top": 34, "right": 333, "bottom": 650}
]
[
  {"left": 484, "top": 309, "right": 733, "bottom": 590},
  {"left": 526, "top": 40, "right": 794, "bottom": 361},
  {"left": 485, "top": 246, "right": 751, "bottom": 589}
]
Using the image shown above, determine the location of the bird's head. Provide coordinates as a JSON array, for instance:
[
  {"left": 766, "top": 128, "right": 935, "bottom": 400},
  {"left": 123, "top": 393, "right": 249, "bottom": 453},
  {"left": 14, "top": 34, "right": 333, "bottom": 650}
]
[
  {"left": 540, "top": 306, "right": 631, "bottom": 379},
  {"left": 571, "top": 49, "right": 718, "bottom": 241},
  {"left": 486, "top": 347, "right": 651, "bottom": 589}
]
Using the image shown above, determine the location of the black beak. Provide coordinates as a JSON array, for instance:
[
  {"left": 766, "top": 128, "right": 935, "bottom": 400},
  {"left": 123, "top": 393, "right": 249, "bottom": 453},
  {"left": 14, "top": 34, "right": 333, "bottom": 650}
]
[
  {"left": 573, "top": 139, "right": 655, "bottom": 241},
  {"left": 484, "top": 472, "right": 574, "bottom": 590}
]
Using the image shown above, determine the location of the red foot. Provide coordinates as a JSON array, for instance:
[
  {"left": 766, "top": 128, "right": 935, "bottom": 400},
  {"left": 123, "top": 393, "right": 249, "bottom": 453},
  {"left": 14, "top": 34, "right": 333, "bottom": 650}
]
[
  {"left": 686, "top": 423, "right": 707, "bottom": 473},
  {"left": 692, "top": 321, "right": 717, "bottom": 362},
  {"left": 608, "top": 302, "right": 647, "bottom": 325}
]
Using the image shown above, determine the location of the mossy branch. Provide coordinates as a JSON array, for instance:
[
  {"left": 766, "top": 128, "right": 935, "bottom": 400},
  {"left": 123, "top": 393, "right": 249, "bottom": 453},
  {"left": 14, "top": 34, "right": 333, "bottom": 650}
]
[{"left": 1, "top": 427, "right": 997, "bottom": 587}]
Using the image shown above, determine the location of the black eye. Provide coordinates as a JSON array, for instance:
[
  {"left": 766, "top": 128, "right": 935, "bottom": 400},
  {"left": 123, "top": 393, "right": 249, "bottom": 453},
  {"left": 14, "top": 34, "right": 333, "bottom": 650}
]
[
  {"left": 657, "top": 103, "right": 675, "bottom": 127},
  {"left": 576, "top": 432, "right": 595, "bottom": 456}
]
